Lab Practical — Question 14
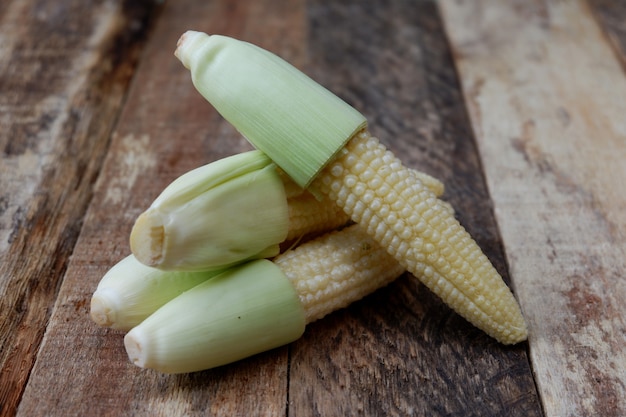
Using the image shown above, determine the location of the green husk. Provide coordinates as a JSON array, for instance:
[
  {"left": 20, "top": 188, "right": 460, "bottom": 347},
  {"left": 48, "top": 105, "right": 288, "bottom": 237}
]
[
  {"left": 90, "top": 255, "right": 222, "bottom": 331},
  {"left": 175, "top": 31, "right": 367, "bottom": 188},
  {"left": 124, "top": 259, "right": 305, "bottom": 373},
  {"left": 130, "top": 150, "right": 289, "bottom": 271}
]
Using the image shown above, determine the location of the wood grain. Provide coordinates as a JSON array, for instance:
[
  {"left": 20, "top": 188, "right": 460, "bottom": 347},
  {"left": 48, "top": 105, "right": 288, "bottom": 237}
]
[
  {"left": 440, "top": 0, "right": 626, "bottom": 415},
  {"left": 6, "top": 0, "right": 623, "bottom": 415},
  {"left": 0, "top": 1, "right": 157, "bottom": 415}
]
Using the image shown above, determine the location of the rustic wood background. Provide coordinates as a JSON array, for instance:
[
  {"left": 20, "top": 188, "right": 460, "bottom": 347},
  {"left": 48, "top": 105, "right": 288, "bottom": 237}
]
[{"left": 1, "top": 0, "right": 625, "bottom": 416}]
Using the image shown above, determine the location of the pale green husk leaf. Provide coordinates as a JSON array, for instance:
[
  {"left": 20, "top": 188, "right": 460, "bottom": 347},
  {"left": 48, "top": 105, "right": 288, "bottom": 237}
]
[
  {"left": 90, "top": 255, "right": 222, "bottom": 331},
  {"left": 124, "top": 259, "right": 306, "bottom": 373},
  {"left": 175, "top": 31, "right": 367, "bottom": 188},
  {"left": 130, "top": 150, "right": 289, "bottom": 271}
]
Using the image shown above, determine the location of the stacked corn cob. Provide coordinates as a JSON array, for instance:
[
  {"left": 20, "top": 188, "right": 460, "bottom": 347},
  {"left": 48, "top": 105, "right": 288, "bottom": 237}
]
[
  {"left": 91, "top": 151, "right": 446, "bottom": 372},
  {"left": 90, "top": 32, "right": 527, "bottom": 374},
  {"left": 175, "top": 32, "right": 527, "bottom": 343}
]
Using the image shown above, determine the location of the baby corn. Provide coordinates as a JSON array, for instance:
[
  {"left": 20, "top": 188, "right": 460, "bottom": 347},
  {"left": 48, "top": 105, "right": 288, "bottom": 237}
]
[
  {"left": 130, "top": 150, "right": 344, "bottom": 271},
  {"left": 175, "top": 31, "right": 527, "bottom": 344},
  {"left": 94, "top": 166, "right": 445, "bottom": 331},
  {"left": 314, "top": 131, "right": 527, "bottom": 343},
  {"left": 125, "top": 224, "right": 404, "bottom": 373}
]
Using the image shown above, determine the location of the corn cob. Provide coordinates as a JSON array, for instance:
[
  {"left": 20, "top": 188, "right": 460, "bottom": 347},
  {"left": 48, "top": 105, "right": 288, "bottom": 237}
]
[
  {"left": 130, "top": 149, "right": 444, "bottom": 270},
  {"left": 129, "top": 150, "right": 347, "bottom": 271},
  {"left": 124, "top": 224, "right": 404, "bottom": 373},
  {"left": 93, "top": 173, "right": 445, "bottom": 331},
  {"left": 276, "top": 224, "right": 404, "bottom": 323},
  {"left": 93, "top": 184, "right": 347, "bottom": 330},
  {"left": 91, "top": 191, "right": 347, "bottom": 331},
  {"left": 175, "top": 32, "right": 527, "bottom": 344},
  {"left": 312, "top": 131, "right": 527, "bottom": 343}
]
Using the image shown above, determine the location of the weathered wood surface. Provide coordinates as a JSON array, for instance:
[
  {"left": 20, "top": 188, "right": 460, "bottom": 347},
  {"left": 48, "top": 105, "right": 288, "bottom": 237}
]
[
  {"left": 0, "top": 0, "right": 158, "bottom": 414},
  {"left": 1, "top": 0, "right": 623, "bottom": 415},
  {"left": 440, "top": 0, "right": 626, "bottom": 416}
]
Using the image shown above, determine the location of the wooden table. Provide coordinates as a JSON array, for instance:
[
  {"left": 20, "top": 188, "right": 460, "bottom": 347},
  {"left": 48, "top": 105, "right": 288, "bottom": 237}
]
[{"left": 2, "top": 1, "right": 625, "bottom": 415}]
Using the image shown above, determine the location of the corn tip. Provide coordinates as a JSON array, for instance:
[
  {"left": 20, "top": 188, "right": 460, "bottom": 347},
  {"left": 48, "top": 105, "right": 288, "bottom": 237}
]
[
  {"left": 130, "top": 211, "right": 164, "bottom": 267},
  {"left": 175, "top": 30, "right": 206, "bottom": 70},
  {"left": 124, "top": 329, "right": 147, "bottom": 368},
  {"left": 90, "top": 288, "right": 118, "bottom": 327},
  {"left": 507, "top": 324, "right": 529, "bottom": 345}
]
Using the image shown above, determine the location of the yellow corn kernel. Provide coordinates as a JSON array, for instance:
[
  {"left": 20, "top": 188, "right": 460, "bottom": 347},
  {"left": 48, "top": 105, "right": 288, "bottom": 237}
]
[
  {"left": 312, "top": 131, "right": 527, "bottom": 344},
  {"left": 284, "top": 169, "right": 444, "bottom": 243},
  {"left": 275, "top": 224, "right": 404, "bottom": 323},
  {"left": 286, "top": 191, "right": 349, "bottom": 242}
]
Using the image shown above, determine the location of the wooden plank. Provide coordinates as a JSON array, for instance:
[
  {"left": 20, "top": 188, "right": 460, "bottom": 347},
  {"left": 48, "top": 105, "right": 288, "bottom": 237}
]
[
  {"left": 0, "top": 1, "right": 157, "bottom": 415},
  {"left": 289, "top": 1, "right": 542, "bottom": 416},
  {"left": 590, "top": 0, "right": 626, "bottom": 69},
  {"left": 439, "top": 0, "right": 626, "bottom": 415},
  {"left": 16, "top": 0, "right": 307, "bottom": 416}
]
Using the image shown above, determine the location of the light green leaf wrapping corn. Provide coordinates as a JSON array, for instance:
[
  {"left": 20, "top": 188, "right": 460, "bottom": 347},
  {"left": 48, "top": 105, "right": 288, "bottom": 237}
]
[
  {"left": 131, "top": 150, "right": 288, "bottom": 271},
  {"left": 175, "top": 31, "right": 528, "bottom": 344},
  {"left": 130, "top": 150, "right": 354, "bottom": 271},
  {"left": 124, "top": 260, "right": 306, "bottom": 374},
  {"left": 90, "top": 255, "right": 222, "bottom": 331},
  {"left": 175, "top": 32, "right": 366, "bottom": 188},
  {"left": 124, "top": 224, "right": 405, "bottom": 373}
]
